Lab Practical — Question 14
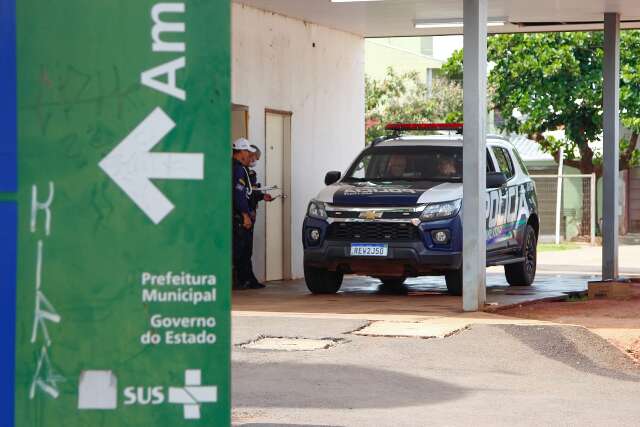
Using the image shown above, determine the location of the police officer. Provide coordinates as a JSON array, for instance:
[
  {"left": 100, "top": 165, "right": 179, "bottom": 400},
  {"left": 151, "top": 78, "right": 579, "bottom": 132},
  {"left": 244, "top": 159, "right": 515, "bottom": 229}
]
[
  {"left": 232, "top": 138, "right": 261, "bottom": 290},
  {"left": 245, "top": 145, "right": 273, "bottom": 288}
]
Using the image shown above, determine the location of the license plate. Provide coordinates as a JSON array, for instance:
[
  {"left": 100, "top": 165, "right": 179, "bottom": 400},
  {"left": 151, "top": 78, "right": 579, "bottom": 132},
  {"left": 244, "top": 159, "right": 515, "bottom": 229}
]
[{"left": 350, "top": 243, "right": 388, "bottom": 257}]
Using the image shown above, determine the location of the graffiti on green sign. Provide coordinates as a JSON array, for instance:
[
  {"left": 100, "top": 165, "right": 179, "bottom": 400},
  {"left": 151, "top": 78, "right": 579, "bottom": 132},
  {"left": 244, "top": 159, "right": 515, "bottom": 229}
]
[{"left": 29, "top": 182, "right": 64, "bottom": 401}]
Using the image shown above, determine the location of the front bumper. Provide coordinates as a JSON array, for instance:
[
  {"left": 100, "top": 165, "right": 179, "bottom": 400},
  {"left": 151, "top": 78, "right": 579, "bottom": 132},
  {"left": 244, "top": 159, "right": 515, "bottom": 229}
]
[{"left": 303, "top": 216, "right": 462, "bottom": 277}]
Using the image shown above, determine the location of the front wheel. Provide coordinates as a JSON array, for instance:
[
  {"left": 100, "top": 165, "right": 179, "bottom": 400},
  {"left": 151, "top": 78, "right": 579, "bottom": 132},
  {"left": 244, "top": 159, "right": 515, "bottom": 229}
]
[
  {"left": 505, "top": 224, "right": 537, "bottom": 286},
  {"left": 304, "top": 265, "right": 343, "bottom": 294}
]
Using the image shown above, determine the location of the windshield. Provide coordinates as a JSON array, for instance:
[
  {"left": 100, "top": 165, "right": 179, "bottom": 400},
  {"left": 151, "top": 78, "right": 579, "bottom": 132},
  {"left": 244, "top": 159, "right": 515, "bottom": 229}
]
[{"left": 344, "top": 146, "right": 463, "bottom": 182}]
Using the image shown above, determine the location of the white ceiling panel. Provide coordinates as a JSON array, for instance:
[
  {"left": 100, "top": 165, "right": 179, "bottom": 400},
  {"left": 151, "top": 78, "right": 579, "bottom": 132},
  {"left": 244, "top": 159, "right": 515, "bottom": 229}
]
[{"left": 234, "top": 0, "right": 640, "bottom": 37}]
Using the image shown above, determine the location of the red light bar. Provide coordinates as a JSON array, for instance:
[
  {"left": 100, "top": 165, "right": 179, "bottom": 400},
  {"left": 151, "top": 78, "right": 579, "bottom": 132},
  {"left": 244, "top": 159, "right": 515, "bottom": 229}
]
[{"left": 385, "top": 122, "right": 463, "bottom": 131}]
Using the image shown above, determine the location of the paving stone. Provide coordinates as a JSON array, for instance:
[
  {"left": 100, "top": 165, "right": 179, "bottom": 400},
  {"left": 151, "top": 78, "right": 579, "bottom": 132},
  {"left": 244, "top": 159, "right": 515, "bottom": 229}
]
[{"left": 240, "top": 337, "right": 339, "bottom": 351}]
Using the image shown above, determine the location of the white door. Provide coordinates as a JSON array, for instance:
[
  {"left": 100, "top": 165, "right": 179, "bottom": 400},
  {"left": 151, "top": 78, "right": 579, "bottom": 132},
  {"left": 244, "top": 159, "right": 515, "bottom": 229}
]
[{"left": 264, "top": 111, "right": 290, "bottom": 281}]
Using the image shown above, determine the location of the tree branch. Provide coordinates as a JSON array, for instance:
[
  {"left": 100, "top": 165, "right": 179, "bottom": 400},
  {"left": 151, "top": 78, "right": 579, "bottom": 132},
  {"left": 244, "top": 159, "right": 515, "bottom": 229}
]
[
  {"left": 529, "top": 132, "right": 545, "bottom": 143},
  {"left": 561, "top": 158, "right": 583, "bottom": 170},
  {"left": 630, "top": 131, "right": 638, "bottom": 151},
  {"left": 620, "top": 131, "right": 639, "bottom": 171},
  {"left": 545, "top": 143, "right": 582, "bottom": 170},
  {"left": 577, "top": 143, "right": 595, "bottom": 174}
]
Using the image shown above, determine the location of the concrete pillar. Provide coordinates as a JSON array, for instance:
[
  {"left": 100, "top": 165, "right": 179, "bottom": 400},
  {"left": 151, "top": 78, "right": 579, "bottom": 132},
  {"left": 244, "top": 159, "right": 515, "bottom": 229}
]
[
  {"left": 462, "top": 0, "right": 488, "bottom": 311},
  {"left": 602, "top": 12, "right": 620, "bottom": 280}
]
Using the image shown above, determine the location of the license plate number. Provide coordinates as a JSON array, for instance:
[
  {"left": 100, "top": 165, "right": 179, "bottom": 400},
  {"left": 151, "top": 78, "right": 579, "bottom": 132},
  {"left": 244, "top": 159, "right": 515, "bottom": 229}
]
[{"left": 350, "top": 243, "right": 388, "bottom": 257}]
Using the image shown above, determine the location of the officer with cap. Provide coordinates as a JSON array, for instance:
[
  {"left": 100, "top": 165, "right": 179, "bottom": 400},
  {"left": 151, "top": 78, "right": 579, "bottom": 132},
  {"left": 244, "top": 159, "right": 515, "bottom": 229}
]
[{"left": 232, "top": 138, "right": 262, "bottom": 290}]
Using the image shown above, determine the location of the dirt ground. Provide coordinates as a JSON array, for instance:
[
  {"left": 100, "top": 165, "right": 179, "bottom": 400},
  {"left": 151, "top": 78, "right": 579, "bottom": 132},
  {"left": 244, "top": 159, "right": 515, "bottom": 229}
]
[{"left": 499, "top": 283, "right": 640, "bottom": 363}]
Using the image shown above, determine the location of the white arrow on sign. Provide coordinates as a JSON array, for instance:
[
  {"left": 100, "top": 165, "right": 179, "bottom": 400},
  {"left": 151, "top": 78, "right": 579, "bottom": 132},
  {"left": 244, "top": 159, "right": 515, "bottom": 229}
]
[{"left": 99, "top": 107, "right": 204, "bottom": 224}]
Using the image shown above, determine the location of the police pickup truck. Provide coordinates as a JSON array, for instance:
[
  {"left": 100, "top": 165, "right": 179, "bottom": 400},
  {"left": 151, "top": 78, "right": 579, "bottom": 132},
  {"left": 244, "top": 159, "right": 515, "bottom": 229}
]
[{"left": 302, "top": 123, "right": 539, "bottom": 296}]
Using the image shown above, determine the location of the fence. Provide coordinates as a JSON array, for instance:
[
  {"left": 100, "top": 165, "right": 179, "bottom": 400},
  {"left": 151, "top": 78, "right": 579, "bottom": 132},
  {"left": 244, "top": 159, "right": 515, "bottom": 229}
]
[{"left": 530, "top": 174, "right": 596, "bottom": 244}]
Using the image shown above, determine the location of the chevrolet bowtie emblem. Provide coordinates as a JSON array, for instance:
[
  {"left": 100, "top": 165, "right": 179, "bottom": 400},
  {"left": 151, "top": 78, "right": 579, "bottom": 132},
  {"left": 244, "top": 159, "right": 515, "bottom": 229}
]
[{"left": 359, "top": 210, "right": 382, "bottom": 220}]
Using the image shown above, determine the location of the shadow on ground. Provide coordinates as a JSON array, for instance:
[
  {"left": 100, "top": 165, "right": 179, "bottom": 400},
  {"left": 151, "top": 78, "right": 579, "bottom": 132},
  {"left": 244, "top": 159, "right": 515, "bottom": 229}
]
[
  {"left": 233, "top": 361, "right": 469, "bottom": 409},
  {"left": 497, "top": 324, "right": 640, "bottom": 381}
]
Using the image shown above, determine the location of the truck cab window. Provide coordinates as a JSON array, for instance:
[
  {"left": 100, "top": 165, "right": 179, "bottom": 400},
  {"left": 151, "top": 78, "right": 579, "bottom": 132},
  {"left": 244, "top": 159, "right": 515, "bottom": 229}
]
[{"left": 492, "top": 147, "right": 515, "bottom": 179}]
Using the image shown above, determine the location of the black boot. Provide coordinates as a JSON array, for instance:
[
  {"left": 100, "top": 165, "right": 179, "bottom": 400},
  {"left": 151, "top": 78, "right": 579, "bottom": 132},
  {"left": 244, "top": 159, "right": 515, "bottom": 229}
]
[{"left": 247, "top": 281, "right": 266, "bottom": 289}]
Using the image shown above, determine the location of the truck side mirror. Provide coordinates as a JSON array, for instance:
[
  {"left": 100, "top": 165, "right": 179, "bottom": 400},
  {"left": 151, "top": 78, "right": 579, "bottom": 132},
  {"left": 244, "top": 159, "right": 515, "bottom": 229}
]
[
  {"left": 487, "top": 172, "right": 507, "bottom": 189},
  {"left": 325, "top": 171, "right": 341, "bottom": 186}
]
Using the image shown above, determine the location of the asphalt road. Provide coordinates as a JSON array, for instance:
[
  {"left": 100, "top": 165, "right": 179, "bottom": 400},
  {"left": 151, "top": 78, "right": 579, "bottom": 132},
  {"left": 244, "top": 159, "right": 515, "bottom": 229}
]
[{"left": 232, "top": 315, "right": 640, "bottom": 427}]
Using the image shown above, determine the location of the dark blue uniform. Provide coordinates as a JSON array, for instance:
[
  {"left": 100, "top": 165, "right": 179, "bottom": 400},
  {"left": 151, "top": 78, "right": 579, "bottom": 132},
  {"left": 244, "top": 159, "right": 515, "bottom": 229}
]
[
  {"left": 247, "top": 168, "right": 265, "bottom": 211},
  {"left": 246, "top": 166, "right": 265, "bottom": 285},
  {"left": 232, "top": 159, "right": 253, "bottom": 287}
]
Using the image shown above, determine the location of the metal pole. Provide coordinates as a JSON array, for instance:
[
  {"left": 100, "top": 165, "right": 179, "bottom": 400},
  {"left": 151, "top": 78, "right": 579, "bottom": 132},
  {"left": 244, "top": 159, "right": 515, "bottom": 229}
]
[
  {"left": 462, "top": 0, "right": 487, "bottom": 311},
  {"left": 555, "top": 147, "right": 564, "bottom": 245},
  {"left": 602, "top": 12, "right": 620, "bottom": 280},
  {"left": 591, "top": 173, "right": 597, "bottom": 245}
]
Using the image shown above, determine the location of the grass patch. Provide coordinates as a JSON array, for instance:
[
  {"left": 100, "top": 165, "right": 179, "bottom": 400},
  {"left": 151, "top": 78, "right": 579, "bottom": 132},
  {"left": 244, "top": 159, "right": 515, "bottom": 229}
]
[
  {"left": 565, "top": 292, "right": 589, "bottom": 302},
  {"left": 538, "top": 243, "right": 581, "bottom": 252}
]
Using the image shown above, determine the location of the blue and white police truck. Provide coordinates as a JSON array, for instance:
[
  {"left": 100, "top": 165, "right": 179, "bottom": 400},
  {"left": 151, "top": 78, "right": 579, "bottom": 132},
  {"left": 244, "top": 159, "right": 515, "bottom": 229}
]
[{"left": 302, "top": 123, "right": 539, "bottom": 296}]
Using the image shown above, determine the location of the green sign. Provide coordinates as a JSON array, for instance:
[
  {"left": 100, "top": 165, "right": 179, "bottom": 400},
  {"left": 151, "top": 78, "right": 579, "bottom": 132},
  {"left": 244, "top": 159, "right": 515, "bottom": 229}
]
[{"left": 15, "top": 1, "right": 230, "bottom": 425}]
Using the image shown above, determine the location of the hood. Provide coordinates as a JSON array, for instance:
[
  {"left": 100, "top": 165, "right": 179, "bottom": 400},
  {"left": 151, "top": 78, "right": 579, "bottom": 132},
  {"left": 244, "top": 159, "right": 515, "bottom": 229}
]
[{"left": 316, "top": 181, "right": 463, "bottom": 206}]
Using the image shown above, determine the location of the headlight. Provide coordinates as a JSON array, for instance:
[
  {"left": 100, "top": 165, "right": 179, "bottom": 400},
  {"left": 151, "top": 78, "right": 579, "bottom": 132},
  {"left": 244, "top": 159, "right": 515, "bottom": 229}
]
[
  {"left": 420, "top": 199, "right": 461, "bottom": 221},
  {"left": 307, "top": 200, "right": 328, "bottom": 220},
  {"left": 310, "top": 229, "right": 321, "bottom": 241}
]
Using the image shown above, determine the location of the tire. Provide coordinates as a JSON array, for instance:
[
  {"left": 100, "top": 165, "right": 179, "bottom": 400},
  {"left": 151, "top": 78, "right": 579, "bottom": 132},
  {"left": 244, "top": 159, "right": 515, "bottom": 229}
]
[
  {"left": 505, "top": 224, "right": 537, "bottom": 286},
  {"left": 304, "top": 265, "right": 343, "bottom": 294},
  {"left": 444, "top": 269, "right": 463, "bottom": 296}
]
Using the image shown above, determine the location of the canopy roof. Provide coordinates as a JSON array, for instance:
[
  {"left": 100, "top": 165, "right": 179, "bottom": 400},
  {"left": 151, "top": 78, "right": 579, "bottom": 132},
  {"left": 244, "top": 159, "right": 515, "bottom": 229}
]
[{"left": 235, "top": 0, "right": 640, "bottom": 37}]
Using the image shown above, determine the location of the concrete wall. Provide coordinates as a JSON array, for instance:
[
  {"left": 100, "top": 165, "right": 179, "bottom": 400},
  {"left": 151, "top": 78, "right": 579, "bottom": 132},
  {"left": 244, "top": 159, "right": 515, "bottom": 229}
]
[{"left": 232, "top": 4, "right": 365, "bottom": 279}]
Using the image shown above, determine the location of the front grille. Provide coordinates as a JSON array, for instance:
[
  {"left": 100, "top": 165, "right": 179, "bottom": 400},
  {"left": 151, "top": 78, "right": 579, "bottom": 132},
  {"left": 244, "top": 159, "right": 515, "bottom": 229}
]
[
  {"left": 327, "top": 210, "right": 419, "bottom": 220},
  {"left": 327, "top": 222, "right": 419, "bottom": 242}
]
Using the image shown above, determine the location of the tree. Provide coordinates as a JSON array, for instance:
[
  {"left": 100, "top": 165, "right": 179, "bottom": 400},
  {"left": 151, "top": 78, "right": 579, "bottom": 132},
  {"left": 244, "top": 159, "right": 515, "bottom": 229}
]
[
  {"left": 440, "top": 48, "right": 464, "bottom": 82},
  {"left": 365, "top": 68, "right": 463, "bottom": 142},
  {"left": 442, "top": 31, "right": 640, "bottom": 177}
]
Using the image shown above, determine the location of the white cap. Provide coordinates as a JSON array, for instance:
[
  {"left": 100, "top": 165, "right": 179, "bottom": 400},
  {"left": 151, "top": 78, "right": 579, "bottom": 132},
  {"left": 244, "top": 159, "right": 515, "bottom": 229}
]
[{"left": 232, "top": 138, "right": 256, "bottom": 152}]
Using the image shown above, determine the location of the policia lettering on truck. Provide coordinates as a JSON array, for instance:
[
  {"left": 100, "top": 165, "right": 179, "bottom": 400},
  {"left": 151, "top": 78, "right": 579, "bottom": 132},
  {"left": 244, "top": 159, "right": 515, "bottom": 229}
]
[{"left": 485, "top": 183, "right": 533, "bottom": 241}]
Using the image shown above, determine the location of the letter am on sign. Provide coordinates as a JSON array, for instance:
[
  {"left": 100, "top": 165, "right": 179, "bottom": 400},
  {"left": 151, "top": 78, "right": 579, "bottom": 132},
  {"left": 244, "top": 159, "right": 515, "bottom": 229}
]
[
  {"left": 99, "top": 2, "right": 204, "bottom": 225},
  {"left": 142, "top": 3, "right": 187, "bottom": 100}
]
